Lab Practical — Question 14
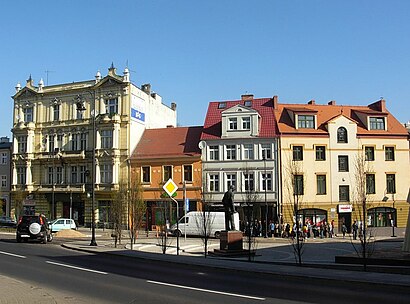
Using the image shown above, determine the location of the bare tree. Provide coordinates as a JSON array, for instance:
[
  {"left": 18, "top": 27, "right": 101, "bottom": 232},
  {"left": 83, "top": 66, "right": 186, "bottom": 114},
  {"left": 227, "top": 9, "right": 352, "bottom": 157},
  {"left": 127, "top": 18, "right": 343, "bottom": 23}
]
[
  {"left": 284, "top": 159, "right": 306, "bottom": 266},
  {"left": 156, "top": 200, "right": 173, "bottom": 254},
  {"left": 128, "top": 174, "right": 146, "bottom": 250},
  {"left": 11, "top": 191, "right": 25, "bottom": 220},
  {"left": 351, "top": 153, "right": 375, "bottom": 271},
  {"left": 194, "top": 202, "right": 215, "bottom": 258},
  {"left": 111, "top": 180, "right": 127, "bottom": 247}
]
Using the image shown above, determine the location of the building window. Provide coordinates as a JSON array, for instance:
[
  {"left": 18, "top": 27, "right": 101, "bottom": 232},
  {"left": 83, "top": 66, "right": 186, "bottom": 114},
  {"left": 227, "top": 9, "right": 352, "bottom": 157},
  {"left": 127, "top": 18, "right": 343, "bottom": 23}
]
[
  {"left": 294, "top": 175, "right": 304, "bottom": 195},
  {"left": 18, "top": 136, "right": 28, "bottom": 153},
  {"left": 226, "top": 173, "right": 236, "bottom": 191},
  {"left": 100, "top": 130, "right": 113, "bottom": 149},
  {"left": 80, "top": 133, "right": 87, "bottom": 150},
  {"left": 183, "top": 165, "right": 193, "bottom": 182},
  {"left": 261, "top": 172, "right": 272, "bottom": 191},
  {"left": 339, "top": 185, "right": 350, "bottom": 202},
  {"left": 48, "top": 135, "right": 55, "bottom": 153},
  {"left": 57, "top": 134, "right": 64, "bottom": 150},
  {"left": 209, "top": 145, "right": 219, "bottom": 161},
  {"left": 226, "top": 145, "right": 236, "bottom": 160},
  {"left": 71, "top": 133, "right": 78, "bottom": 151},
  {"left": 316, "top": 175, "right": 326, "bottom": 195},
  {"left": 71, "top": 166, "right": 78, "bottom": 184},
  {"left": 386, "top": 174, "right": 396, "bottom": 194},
  {"left": 218, "top": 102, "right": 226, "bottom": 109},
  {"left": 298, "top": 115, "right": 315, "bottom": 129},
  {"left": 385, "top": 147, "right": 395, "bottom": 161},
  {"left": 293, "top": 146, "right": 303, "bottom": 161},
  {"left": 1, "top": 175, "right": 7, "bottom": 188},
  {"left": 24, "top": 107, "right": 33, "bottom": 123},
  {"left": 56, "top": 166, "right": 63, "bottom": 184},
  {"left": 337, "top": 127, "right": 348, "bottom": 143},
  {"left": 48, "top": 167, "right": 54, "bottom": 184},
  {"left": 261, "top": 144, "right": 272, "bottom": 159},
  {"left": 105, "top": 98, "right": 118, "bottom": 115},
  {"left": 243, "top": 144, "right": 254, "bottom": 160},
  {"left": 242, "top": 117, "right": 251, "bottom": 130},
  {"left": 79, "top": 166, "right": 87, "bottom": 183},
  {"left": 368, "top": 207, "right": 396, "bottom": 227},
  {"left": 163, "top": 165, "right": 172, "bottom": 181},
  {"left": 369, "top": 117, "right": 385, "bottom": 130},
  {"left": 100, "top": 164, "right": 113, "bottom": 184},
  {"left": 366, "top": 174, "right": 376, "bottom": 194},
  {"left": 142, "top": 166, "right": 150, "bottom": 183},
  {"left": 243, "top": 173, "right": 255, "bottom": 191},
  {"left": 338, "top": 155, "right": 349, "bottom": 172},
  {"left": 53, "top": 104, "right": 60, "bottom": 121},
  {"left": 244, "top": 100, "right": 252, "bottom": 107},
  {"left": 228, "top": 118, "right": 237, "bottom": 130},
  {"left": 17, "top": 167, "right": 26, "bottom": 185},
  {"left": 315, "top": 146, "right": 326, "bottom": 161},
  {"left": 365, "top": 146, "right": 375, "bottom": 161},
  {"left": 76, "top": 105, "right": 84, "bottom": 119},
  {"left": 1, "top": 152, "right": 7, "bottom": 165},
  {"left": 209, "top": 174, "right": 219, "bottom": 192}
]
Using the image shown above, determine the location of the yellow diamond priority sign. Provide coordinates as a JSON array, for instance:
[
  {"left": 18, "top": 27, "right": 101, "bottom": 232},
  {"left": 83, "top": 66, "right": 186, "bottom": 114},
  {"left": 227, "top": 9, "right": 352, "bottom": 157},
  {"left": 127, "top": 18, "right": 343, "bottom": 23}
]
[{"left": 163, "top": 179, "right": 178, "bottom": 197}]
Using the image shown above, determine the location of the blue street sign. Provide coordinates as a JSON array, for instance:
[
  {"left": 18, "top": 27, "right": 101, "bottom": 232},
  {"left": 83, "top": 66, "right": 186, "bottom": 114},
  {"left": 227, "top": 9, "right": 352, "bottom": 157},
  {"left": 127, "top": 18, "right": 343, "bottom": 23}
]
[{"left": 185, "top": 198, "right": 190, "bottom": 212}]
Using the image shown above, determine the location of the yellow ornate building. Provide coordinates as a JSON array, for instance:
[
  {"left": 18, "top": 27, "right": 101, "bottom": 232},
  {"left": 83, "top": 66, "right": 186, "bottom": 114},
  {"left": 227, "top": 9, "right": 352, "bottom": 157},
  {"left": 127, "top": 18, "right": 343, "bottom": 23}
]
[{"left": 11, "top": 64, "right": 176, "bottom": 226}]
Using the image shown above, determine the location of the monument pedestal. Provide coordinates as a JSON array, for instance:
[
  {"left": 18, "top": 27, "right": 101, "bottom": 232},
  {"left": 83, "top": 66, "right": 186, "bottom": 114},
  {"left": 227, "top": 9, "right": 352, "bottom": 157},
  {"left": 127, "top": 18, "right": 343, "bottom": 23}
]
[{"left": 211, "top": 230, "right": 251, "bottom": 257}]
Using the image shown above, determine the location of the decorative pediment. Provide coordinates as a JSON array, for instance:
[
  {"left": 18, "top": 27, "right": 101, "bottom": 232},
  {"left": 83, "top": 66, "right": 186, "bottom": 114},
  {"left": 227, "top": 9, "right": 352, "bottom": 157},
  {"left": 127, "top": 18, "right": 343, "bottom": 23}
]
[
  {"left": 94, "top": 75, "right": 124, "bottom": 89},
  {"left": 222, "top": 104, "right": 258, "bottom": 115},
  {"left": 14, "top": 87, "right": 37, "bottom": 99}
]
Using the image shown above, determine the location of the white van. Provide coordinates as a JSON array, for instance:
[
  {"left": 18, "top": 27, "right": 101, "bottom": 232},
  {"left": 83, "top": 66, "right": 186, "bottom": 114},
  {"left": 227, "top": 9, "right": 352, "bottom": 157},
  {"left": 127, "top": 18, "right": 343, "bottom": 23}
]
[{"left": 170, "top": 211, "right": 239, "bottom": 238}]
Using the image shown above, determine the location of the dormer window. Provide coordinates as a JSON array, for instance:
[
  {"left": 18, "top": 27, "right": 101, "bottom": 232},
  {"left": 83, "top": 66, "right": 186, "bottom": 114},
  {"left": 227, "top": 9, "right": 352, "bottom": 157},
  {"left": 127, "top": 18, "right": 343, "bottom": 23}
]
[
  {"left": 228, "top": 118, "right": 237, "bottom": 130},
  {"left": 298, "top": 115, "right": 315, "bottom": 128},
  {"left": 242, "top": 117, "right": 251, "bottom": 130},
  {"left": 218, "top": 102, "right": 227, "bottom": 109},
  {"left": 369, "top": 117, "right": 385, "bottom": 130},
  {"left": 337, "top": 127, "right": 348, "bottom": 143}
]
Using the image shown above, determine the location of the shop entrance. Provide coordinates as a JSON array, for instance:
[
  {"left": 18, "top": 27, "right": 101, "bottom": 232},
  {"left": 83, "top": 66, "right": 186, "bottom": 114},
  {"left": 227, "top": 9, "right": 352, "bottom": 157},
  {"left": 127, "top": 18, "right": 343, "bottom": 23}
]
[{"left": 338, "top": 213, "right": 352, "bottom": 233}]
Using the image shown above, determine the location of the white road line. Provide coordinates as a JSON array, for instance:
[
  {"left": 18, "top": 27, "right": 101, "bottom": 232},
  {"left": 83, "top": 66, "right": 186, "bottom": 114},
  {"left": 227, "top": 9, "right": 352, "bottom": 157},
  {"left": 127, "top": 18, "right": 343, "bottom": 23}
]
[
  {"left": 45, "top": 261, "right": 108, "bottom": 275},
  {"left": 0, "top": 251, "right": 26, "bottom": 259},
  {"left": 147, "top": 280, "right": 265, "bottom": 301}
]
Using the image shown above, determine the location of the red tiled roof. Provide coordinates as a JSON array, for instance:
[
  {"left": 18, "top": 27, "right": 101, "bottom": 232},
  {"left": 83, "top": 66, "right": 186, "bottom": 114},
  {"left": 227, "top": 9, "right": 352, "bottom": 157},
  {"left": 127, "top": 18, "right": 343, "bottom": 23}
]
[
  {"left": 201, "top": 98, "right": 278, "bottom": 140},
  {"left": 131, "top": 126, "right": 203, "bottom": 159},
  {"left": 275, "top": 100, "right": 408, "bottom": 137}
]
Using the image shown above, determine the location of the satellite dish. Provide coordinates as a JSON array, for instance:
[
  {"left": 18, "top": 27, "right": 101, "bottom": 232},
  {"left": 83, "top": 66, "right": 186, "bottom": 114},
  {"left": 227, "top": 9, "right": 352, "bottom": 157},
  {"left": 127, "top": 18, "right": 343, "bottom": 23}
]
[{"left": 198, "top": 141, "right": 207, "bottom": 150}]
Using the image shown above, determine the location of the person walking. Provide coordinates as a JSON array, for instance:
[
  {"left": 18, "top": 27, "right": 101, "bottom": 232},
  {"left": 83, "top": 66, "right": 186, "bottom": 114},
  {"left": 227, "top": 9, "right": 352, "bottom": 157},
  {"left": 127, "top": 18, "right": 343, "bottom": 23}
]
[
  {"left": 269, "top": 221, "right": 275, "bottom": 238},
  {"left": 342, "top": 223, "right": 347, "bottom": 238},
  {"left": 352, "top": 220, "right": 358, "bottom": 240}
]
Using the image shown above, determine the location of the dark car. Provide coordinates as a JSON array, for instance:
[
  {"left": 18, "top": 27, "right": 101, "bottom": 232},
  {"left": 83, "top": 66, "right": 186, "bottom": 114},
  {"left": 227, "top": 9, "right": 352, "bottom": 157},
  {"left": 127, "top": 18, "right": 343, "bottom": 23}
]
[
  {"left": 16, "top": 215, "right": 53, "bottom": 243},
  {"left": 0, "top": 216, "right": 17, "bottom": 228}
]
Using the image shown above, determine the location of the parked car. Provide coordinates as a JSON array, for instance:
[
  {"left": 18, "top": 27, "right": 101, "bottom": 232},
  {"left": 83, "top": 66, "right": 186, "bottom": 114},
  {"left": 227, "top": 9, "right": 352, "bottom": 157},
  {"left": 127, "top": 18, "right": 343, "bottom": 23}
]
[
  {"left": 16, "top": 215, "right": 53, "bottom": 243},
  {"left": 0, "top": 216, "right": 17, "bottom": 228},
  {"left": 49, "top": 218, "right": 77, "bottom": 232}
]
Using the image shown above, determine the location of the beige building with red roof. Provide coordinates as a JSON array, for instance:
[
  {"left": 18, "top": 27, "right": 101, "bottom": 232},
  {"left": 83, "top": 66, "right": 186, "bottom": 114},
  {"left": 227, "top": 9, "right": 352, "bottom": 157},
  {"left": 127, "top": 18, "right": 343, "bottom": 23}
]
[
  {"left": 130, "top": 126, "right": 203, "bottom": 229},
  {"left": 274, "top": 97, "right": 410, "bottom": 234}
]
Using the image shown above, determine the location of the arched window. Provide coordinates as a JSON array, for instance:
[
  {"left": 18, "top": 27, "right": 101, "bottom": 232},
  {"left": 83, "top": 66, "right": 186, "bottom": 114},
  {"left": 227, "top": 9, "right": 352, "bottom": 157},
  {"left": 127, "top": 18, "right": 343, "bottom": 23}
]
[
  {"left": 367, "top": 207, "right": 396, "bottom": 227},
  {"left": 337, "top": 127, "right": 348, "bottom": 143}
]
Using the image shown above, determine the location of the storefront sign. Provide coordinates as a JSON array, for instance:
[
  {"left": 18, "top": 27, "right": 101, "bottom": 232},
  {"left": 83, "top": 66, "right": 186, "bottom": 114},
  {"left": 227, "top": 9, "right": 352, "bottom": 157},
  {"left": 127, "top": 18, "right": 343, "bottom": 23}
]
[{"left": 338, "top": 204, "right": 352, "bottom": 213}]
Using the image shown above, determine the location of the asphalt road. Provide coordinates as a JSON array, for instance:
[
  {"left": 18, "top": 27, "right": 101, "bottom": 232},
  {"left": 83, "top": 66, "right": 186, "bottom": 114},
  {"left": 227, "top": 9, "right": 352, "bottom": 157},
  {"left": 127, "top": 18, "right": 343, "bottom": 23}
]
[{"left": 0, "top": 237, "right": 409, "bottom": 304}]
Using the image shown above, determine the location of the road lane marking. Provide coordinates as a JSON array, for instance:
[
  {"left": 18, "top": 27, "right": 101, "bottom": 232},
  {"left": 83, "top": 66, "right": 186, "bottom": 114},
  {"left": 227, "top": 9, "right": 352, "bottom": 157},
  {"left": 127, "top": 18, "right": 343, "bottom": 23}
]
[
  {"left": 147, "top": 280, "right": 265, "bottom": 301},
  {"left": 45, "top": 261, "right": 108, "bottom": 275},
  {"left": 0, "top": 251, "right": 26, "bottom": 259}
]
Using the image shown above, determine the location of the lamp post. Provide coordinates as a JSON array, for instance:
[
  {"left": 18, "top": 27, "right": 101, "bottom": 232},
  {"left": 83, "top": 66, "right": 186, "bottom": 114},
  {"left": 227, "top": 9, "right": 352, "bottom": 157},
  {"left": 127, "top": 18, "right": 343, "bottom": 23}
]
[
  {"left": 263, "top": 156, "right": 268, "bottom": 238},
  {"left": 76, "top": 93, "right": 97, "bottom": 246}
]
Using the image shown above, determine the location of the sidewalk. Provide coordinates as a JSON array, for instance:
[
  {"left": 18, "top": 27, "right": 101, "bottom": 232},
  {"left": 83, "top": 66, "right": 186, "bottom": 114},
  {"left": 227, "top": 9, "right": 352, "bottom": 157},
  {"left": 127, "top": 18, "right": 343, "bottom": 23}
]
[{"left": 62, "top": 232, "right": 410, "bottom": 288}]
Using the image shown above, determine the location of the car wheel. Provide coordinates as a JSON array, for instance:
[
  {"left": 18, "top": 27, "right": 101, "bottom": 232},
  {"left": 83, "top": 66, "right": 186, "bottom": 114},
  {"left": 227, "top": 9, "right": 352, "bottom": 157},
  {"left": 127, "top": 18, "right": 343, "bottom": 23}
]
[
  {"left": 47, "top": 233, "right": 53, "bottom": 242},
  {"left": 174, "top": 230, "right": 182, "bottom": 237}
]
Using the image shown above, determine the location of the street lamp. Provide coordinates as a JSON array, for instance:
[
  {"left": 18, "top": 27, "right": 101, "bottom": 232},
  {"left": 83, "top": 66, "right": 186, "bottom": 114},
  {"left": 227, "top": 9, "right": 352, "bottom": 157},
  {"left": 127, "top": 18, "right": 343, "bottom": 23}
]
[
  {"left": 263, "top": 155, "right": 268, "bottom": 238},
  {"left": 76, "top": 93, "right": 97, "bottom": 246}
]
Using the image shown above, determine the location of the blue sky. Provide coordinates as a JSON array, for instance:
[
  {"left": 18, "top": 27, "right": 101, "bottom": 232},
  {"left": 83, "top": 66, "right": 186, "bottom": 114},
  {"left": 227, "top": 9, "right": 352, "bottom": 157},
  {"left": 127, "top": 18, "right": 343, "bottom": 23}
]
[{"left": 1, "top": 0, "right": 410, "bottom": 137}]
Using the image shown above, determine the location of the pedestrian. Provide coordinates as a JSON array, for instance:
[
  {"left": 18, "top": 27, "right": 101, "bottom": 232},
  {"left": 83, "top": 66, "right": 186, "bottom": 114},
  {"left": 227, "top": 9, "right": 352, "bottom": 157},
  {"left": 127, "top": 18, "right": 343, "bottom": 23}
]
[
  {"left": 269, "top": 221, "right": 275, "bottom": 238},
  {"left": 342, "top": 223, "right": 347, "bottom": 238},
  {"left": 352, "top": 220, "right": 358, "bottom": 240}
]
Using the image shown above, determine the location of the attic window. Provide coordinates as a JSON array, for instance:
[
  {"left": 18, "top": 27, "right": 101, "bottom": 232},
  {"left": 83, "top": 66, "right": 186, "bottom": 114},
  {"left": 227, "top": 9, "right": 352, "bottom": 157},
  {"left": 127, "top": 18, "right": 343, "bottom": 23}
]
[
  {"left": 218, "top": 102, "right": 227, "bottom": 109},
  {"left": 369, "top": 117, "right": 385, "bottom": 130},
  {"left": 297, "top": 115, "right": 315, "bottom": 129},
  {"left": 244, "top": 100, "right": 252, "bottom": 107}
]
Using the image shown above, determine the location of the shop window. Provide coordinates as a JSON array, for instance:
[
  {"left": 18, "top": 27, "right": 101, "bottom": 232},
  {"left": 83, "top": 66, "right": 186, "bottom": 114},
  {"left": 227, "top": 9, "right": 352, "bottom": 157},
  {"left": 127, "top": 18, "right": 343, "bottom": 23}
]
[{"left": 368, "top": 207, "right": 396, "bottom": 227}]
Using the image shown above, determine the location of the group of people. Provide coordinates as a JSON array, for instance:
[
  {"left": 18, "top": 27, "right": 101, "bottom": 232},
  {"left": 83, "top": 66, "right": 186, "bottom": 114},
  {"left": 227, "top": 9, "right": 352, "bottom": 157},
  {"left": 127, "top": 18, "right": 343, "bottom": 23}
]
[{"left": 280, "top": 220, "right": 336, "bottom": 239}]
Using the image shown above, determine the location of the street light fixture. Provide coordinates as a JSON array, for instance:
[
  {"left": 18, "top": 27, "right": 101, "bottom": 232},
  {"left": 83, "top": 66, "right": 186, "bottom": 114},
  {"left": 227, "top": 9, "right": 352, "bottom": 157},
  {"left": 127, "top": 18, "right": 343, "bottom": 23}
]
[{"left": 76, "top": 93, "right": 97, "bottom": 246}]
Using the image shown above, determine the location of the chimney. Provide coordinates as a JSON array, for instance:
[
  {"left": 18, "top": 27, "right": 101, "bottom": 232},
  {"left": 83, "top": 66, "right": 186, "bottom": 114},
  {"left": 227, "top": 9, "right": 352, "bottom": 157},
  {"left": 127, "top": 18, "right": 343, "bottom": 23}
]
[
  {"left": 241, "top": 94, "right": 254, "bottom": 101},
  {"left": 379, "top": 99, "right": 386, "bottom": 112},
  {"left": 141, "top": 83, "right": 151, "bottom": 94},
  {"left": 171, "top": 102, "right": 177, "bottom": 111},
  {"left": 272, "top": 95, "right": 278, "bottom": 109},
  {"left": 308, "top": 99, "right": 315, "bottom": 105},
  {"left": 328, "top": 100, "right": 336, "bottom": 105}
]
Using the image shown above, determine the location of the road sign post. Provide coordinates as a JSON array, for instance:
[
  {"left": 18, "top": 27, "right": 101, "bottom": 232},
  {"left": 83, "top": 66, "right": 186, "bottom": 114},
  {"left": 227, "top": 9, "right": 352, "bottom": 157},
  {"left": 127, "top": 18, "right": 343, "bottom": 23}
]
[{"left": 163, "top": 179, "right": 179, "bottom": 255}]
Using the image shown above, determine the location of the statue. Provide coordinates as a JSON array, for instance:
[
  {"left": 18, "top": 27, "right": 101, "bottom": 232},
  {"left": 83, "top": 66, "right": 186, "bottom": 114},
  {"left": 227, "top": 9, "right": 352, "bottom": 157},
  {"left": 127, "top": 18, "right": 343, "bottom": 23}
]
[{"left": 222, "top": 186, "right": 236, "bottom": 231}]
